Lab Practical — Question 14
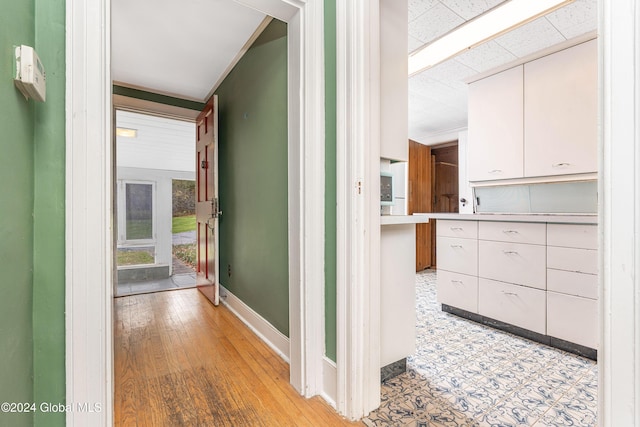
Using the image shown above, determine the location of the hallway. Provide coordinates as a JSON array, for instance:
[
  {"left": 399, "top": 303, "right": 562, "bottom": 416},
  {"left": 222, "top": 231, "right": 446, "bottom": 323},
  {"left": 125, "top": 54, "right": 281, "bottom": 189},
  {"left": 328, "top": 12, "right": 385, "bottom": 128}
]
[{"left": 114, "top": 289, "right": 357, "bottom": 426}]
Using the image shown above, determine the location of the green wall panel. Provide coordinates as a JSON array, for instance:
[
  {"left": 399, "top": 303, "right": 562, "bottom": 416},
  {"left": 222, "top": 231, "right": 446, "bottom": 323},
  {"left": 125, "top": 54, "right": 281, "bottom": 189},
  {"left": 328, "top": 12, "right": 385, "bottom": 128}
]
[
  {"left": 216, "top": 20, "right": 290, "bottom": 335},
  {"left": 324, "top": 0, "right": 337, "bottom": 362},
  {"left": 32, "top": 0, "right": 66, "bottom": 425},
  {"left": 0, "top": 2, "right": 35, "bottom": 427}
]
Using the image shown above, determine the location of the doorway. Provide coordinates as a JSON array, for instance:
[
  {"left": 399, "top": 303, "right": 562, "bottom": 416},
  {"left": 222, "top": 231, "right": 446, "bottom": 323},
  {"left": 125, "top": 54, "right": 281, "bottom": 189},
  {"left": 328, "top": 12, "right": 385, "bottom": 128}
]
[
  {"left": 65, "top": 1, "right": 327, "bottom": 423},
  {"left": 113, "top": 109, "right": 197, "bottom": 297},
  {"left": 408, "top": 140, "right": 459, "bottom": 271}
]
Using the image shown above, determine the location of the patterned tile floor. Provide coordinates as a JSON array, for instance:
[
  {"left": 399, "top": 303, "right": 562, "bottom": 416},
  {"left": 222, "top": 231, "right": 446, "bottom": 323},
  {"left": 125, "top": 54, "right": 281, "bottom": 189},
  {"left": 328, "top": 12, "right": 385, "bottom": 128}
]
[{"left": 364, "top": 270, "right": 597, "bottom": 427}]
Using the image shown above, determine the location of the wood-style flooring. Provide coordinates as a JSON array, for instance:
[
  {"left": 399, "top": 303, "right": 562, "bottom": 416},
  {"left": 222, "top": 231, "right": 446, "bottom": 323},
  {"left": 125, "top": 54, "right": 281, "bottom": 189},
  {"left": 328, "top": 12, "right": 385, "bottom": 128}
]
[{"left": 114, "top": 288, "right": 360, "bottom": 426}]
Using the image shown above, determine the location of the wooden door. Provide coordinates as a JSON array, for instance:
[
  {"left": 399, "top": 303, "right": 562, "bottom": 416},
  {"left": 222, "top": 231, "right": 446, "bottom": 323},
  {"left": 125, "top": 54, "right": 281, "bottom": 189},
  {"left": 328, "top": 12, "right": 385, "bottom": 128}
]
[
  {"left": 408, "top": 140, "right": 432, "bottom": 271},
  {"left": 195, "top": 96, "right": 220, "bottom": 305}
]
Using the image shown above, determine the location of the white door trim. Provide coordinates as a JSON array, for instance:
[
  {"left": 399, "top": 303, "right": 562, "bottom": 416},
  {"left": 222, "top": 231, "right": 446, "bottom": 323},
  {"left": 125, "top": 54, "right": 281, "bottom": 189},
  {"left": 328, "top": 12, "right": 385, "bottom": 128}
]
[
  {"left": 65, "top": 0, "right": 325, "bottom": 425},
  {"left": 599, "top": 0, "right": 640, "bottom": 425},
  {"left": 335, "top": 0, "right": 382, "bottom": 419}
]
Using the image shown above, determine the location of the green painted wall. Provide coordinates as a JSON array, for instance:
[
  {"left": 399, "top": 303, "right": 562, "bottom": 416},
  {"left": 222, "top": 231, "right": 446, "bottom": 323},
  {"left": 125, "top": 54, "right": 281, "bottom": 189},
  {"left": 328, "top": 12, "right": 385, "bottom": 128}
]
[
  {"left": 32, "top": 0, "right": 66, "bottom": 425},
  {"left": 324, "top": 0, "right": 337, "bottom": 362},
  {"left": 0, "top": 2, "right": 35, "bottom": 427},
  {"left": 216, "top": 20, "right": 290, "bottom": 335}
]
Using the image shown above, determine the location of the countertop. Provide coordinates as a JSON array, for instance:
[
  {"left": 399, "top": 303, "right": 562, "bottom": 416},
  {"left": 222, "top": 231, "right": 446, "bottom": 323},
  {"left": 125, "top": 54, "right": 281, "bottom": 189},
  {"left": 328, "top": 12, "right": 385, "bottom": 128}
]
[
  {"left": 425, "top": 213, "right": 597, "bottom": 225},
  {"left": 380, "top": 214, "right": 430, "bottom": 225}
]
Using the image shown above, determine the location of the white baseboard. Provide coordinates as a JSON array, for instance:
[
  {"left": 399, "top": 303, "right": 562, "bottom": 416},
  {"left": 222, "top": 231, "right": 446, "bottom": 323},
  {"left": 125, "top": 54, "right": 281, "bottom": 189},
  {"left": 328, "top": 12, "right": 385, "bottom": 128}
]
[
  {"left": 219, "top": 284, "right": 290, "bottom": 363},
  {"left": 321, "top": 356, "right": 338, "bottom": 408}
]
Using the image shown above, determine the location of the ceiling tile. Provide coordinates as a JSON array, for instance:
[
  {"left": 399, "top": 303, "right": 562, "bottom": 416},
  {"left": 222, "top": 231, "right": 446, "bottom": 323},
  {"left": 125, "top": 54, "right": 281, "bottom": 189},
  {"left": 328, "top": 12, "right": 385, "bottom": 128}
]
[
  {"left": 546, "top": 0, "right": 597, "bottom": 40},
  {"left": 408, "top": 0, "right": 441, "bottom": 22},
  {"left": 454, "top": 40, "right": 517, "bottom": 73},
  {"left": 440, "top": 0, "right": 507, "bottom": 20},
  {"left": 409, "top": 35, "right": 425, "bottom": 53},
  {"left": 416, "top": 59, "right": 478, "bottom": 86},
  {"left": 493, "top": 16, "right": 566, "bottom": 58},
  {"left": 409, "top": 2, "right": 465, "bottom": 44}
]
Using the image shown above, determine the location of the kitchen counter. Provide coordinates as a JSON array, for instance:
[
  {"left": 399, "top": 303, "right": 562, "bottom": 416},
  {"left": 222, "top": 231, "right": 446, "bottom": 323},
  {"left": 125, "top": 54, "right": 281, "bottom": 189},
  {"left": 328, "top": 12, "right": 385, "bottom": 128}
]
[
  {"left": 426, "top": 213, "right": 597, "bottom": 225},
  {"left": 380, "top": 214, "right": 430, "bottom": 225}
]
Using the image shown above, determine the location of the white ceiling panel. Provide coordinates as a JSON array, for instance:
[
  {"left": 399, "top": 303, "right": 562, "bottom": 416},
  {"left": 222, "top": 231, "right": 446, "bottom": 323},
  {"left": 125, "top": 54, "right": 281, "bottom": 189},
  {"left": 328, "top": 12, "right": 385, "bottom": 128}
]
[
  {"left": 409, "top": 2, "right": 465, "bottom": 44},
  {"left": 493, "top": 17, "right": 566, "bottom": 58},
  {"left": 408, "top": 0, "right": 440, "bottom": 22},
  {"left": 454, "top": 40, "right": 518, "bottom": 73},
  {"left": 112, "top": 0, "right": 266, "bottom": 101},
  {"left": 546, "top": 0, "right": 598, "bottom": 40},
  {"left": 440, "top": 0, "right": 507, "bottom": 20}
]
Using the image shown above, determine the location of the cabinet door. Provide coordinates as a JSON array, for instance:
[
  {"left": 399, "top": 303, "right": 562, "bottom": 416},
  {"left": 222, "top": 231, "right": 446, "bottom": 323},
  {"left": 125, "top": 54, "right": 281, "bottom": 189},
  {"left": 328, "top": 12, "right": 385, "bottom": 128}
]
[
  {"left": 479, "top": 278, "right": 546, "bottom": 335},
  {"left": 437, "top": 236, "right": 478, "bottom": 276},
  {"left": 437, "top": 270, "right": 478, "bottom": 313},
  {"left": 468, "top": 65, "right": 524, "bottom": 181},
  {"left": 479, "top": 240, "right": 546, "bottom": 290},
  {"left": 524, "top": 39, "right": 597, "bottom": 177},
  {"left": 547, "top": 291, "right": 598, "bottom": 349}
]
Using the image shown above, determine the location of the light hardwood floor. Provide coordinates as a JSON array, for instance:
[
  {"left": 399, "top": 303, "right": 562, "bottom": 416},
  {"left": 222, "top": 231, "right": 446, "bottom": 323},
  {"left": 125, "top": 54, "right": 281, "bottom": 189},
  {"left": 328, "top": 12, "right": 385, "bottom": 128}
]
[{"left": 114, "top": 288, "right": 360, "bottom": 426}]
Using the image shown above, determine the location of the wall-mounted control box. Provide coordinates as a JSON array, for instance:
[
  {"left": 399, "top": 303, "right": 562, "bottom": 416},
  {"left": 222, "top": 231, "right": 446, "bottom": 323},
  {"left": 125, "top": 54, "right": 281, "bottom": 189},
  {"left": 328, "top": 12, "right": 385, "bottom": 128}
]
[{"left": 14, "top": 45, "right": 46, "bottom": 102}]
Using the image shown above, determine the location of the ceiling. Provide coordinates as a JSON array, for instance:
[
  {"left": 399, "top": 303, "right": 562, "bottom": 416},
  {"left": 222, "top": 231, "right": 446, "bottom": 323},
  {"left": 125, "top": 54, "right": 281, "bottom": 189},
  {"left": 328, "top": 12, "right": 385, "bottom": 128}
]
[
  {"left": 408, "top": 0, "right": 597, "bottom": 144},
  {"left": 112, "top": 0, "right": 597, "bottom": 143},
  {"left": 112, "top": 0, "right": 266, "bottom": 101}
]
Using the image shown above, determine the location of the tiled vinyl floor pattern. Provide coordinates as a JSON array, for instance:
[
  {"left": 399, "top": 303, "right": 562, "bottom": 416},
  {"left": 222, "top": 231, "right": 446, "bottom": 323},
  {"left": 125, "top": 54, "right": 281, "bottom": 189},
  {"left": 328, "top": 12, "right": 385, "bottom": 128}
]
[{"left": 364, "top": 270, "right": 597, "bottom": 427}]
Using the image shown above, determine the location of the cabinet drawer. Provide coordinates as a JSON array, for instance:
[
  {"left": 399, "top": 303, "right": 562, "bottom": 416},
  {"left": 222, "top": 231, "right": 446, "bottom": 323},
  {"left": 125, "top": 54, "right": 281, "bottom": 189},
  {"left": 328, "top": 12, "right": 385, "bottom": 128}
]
[
  {"left": 479, "top": 278, "right": 546, "bottom": 335},
  {"left": 547, "top": 224, "right": 597, "bottom": 249},
  {"left": 547, "top": 246, "right": 597, "bottom": 275},
  {"left": 479, "top": 240, "right": 546, "bottom": 289},
  {"left": 437, "top": 270, "right": 478, "bottom": 313},
  {"left": 547, "top": 269, "right": 597, "bottom": 299},
  {"left": 479, "top": 221, "right": 546, "bottom": 245},
  {"left": 437, "top": 237, "right": 478, "bottom": 276},
  {"left": 437, "top": 220, "right": 478, "bottom": 239},
  {"left": 547, "top": 291, "right": 598, "bottom": 349}
]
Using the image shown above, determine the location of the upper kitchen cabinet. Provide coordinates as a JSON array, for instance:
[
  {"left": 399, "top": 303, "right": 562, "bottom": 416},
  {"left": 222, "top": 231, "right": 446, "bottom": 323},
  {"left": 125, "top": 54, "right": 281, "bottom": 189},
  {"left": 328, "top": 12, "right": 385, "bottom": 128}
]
[
  {"left": 380, "top": 0, "right": 408, "bottom": 161},
  {"left": 524, "top": 39, "right": 597, "bottom": 177},
  {"left": 467, "top": 66, "right": 524, "bottom": 181}
]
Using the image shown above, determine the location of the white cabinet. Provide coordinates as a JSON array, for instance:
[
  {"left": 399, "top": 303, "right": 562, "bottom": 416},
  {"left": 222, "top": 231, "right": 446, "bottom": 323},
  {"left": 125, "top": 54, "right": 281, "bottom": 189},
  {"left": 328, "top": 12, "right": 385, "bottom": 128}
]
[
  {"left": 479, "top": 240, "right": 546, "bottom": 290},
  {"left": 467, "top": 40, "right": 597, "bottom": 182},
  {"left": 479, "top": 278, "right": 547, "bottom": 335},
  {"left": 524, "top": 40, "right": 598, "bottom": 177},
  {"left": 436, "top": 220, "right": 478, "bottom": 312},
  {"left": 435, "top": 219, "right": 599, "bottom": 352},
  {"left": 468, "top": 66, "right": 524, "bottom": 181},
  {"left": 437, "top": 270, "right": 478, "bottom": 313},
  {"left": 547, "top": 292, "right": 598, "bottom": 349},
  {"left": 546, "top": 224, "right": 598, "bottom": 348}
]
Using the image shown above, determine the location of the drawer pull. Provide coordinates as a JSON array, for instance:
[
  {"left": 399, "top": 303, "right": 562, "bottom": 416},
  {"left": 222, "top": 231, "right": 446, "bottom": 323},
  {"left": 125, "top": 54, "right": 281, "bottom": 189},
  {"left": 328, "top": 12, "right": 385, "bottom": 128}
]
[
  {"left": 502, "top": 250, "right": 519, "bottom": 255},
  {"left": 502, "top": 230, "right": 519, "bottom": 235},
  {"left": 450, "top": 244, "right": 464, "bottom": 249},
  {"left": 450, "top": 227, "right": 464, "bottom": 231},
  {"left": 488, "top": 169, "right": 503, "bottom": 174},
  {"left": 451, "top": 280, "right": 464, "bottom": 285},
  {"left": 502, "top": 291, "right": 518, "bottom": 297},
  {"left": 552, "top": 162, "right": 571, "bottom": 168}
]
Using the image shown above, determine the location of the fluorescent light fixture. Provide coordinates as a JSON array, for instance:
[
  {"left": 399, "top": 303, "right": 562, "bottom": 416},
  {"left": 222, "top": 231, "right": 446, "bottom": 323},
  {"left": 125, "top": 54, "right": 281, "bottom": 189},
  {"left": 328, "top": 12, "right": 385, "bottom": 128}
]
[
  {"left": 408, "top": 0, "right": 573, "bottom": 76},
  {"left": 116, "top": 127, "right": 137, "bottom": 138}
]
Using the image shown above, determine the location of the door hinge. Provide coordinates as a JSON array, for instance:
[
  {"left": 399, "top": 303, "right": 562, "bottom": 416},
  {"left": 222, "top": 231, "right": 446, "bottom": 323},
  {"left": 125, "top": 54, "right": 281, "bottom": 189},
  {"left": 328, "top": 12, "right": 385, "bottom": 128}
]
[{"left": 357, "top": 180, "right": 362, "bottom": 195}]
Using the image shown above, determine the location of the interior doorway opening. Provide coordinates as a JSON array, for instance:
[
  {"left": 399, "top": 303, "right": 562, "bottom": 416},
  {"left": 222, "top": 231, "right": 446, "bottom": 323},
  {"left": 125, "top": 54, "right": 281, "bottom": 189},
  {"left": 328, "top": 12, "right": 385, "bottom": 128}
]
[{"left": 114, "top": 109, "right": 197, "bottom": 297}]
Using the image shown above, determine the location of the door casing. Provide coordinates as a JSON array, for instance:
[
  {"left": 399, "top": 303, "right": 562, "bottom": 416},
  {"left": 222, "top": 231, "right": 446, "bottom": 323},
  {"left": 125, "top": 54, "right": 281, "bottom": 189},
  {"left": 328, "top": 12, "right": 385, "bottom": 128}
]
[{"left": 65, "top": 0, "right": 326, "bottom": 425}]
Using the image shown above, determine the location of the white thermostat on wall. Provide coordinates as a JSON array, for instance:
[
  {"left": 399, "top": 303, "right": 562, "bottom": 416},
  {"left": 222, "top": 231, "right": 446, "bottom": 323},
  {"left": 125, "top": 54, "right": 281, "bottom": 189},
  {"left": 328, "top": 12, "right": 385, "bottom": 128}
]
[{"left": 14, "top": 45, "right": 46, "bottom": 102}]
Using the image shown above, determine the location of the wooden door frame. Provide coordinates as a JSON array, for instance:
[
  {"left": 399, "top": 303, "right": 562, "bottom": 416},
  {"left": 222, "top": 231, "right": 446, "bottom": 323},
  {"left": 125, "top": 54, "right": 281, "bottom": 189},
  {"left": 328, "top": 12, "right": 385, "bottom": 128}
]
[{"left": 65, "top": 0, "right": 326, "bottom": 425}]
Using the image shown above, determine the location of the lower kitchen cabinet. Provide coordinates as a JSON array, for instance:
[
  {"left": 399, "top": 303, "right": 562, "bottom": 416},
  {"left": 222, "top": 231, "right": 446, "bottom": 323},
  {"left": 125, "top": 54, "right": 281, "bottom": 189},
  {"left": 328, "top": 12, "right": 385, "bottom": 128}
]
[
  {"left": 478, "top": 278, "right": 546, "bottom": 335},
  {"left": 547, "top": 291, "right": 598, "bottom": 349},
  {"left": 435, "top": 219, "right": 598, "bottom": 357},
  {"left": 436, "top": 270, "right": 478, "bottom": 313}
]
